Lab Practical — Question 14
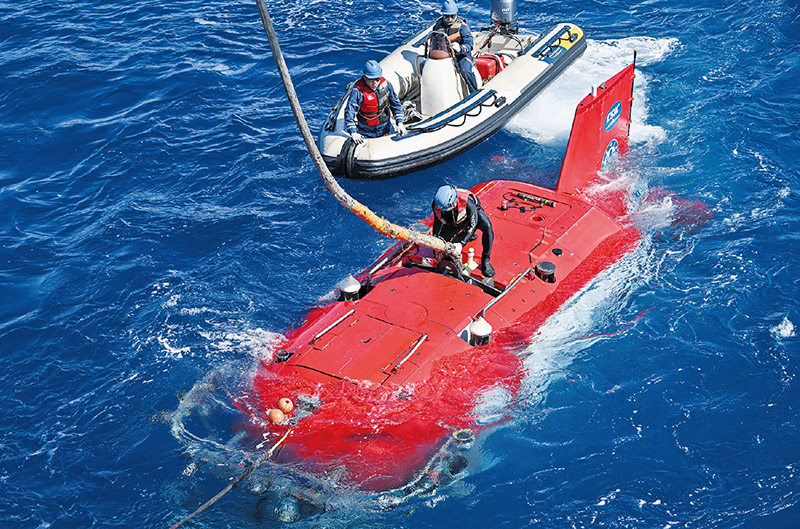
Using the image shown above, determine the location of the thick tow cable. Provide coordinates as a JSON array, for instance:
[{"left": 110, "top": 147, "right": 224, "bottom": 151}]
[
  {"left": 255, "top": 0, "right": 456, "bottom": 255},
  {"left": 169, "top": 429, "right": 292, "bottom": 529}
]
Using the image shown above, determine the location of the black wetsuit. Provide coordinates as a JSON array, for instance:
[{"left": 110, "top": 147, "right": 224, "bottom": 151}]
[{"left": 432, "top": 194, "right": 494, "bottom": 261}]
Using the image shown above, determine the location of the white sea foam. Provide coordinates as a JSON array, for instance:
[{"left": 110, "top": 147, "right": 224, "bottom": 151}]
[
  {"left": 201, "top": 326, "right": 284, "bottom": 360},
  {"left": 517, "top": 239, "right": 656, "bottom": 407},
  {"left": 158, "top": 335, "right": 191, "bottom": 358},
  {"left": 469, "top": 243, "right": 656, "bottom": 420},
  {"left": 772, "top": 316, "right": 796, "bottom": 339},
  {"left": 630, "top": 193, "right": 680, "bottom": 232},
  {"left": 473, "top": 385, "right": 513, "bottom": 424},
  {"left": 505, "top": 37, "right": 678, "bottom": 146}
]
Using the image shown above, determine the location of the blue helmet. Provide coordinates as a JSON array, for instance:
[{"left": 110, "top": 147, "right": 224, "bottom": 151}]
[
  {"left": 434, "top": 185, "right": 458, "bottom": 211},
  {"left": 363, "top": 60, "right": 382, "bottom": 79},
  {"left": 440, "top": 0, "right": 458, "bottom": 16}
]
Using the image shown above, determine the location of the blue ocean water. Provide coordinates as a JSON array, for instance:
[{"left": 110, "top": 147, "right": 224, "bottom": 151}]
[{"left": 2, "top": 0, "right": 799, "bottom": 527}]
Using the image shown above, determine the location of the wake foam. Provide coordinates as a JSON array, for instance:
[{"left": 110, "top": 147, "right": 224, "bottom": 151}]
[
  {"left": 517, "top": 238, "right": 657, "bottom": 408},
  {"left": 505, "top": 36, "right": 678, "bottom": 146},
  {"left": 772, "top": 316, "right": 796, "bottom": 339}
]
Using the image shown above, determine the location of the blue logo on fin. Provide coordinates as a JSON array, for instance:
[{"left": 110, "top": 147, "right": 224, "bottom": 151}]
[
  {"left": 601, "top": 139, "right": 619, "bottom": 171},
  {"left": 604, "top": 101, "right": 622, "bottom": 132}
]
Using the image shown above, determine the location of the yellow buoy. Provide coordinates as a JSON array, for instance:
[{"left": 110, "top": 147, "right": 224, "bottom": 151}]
[{"left": 453, "top": 429, "right": 475, "bottom": 443}]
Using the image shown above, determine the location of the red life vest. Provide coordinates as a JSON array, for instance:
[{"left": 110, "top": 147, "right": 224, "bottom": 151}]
[
  {"left": 433, "top": 188, "right": 475, "bottom": 225},
  {"left": 355, "top": 77, "right": 390, "bottom": 127}
]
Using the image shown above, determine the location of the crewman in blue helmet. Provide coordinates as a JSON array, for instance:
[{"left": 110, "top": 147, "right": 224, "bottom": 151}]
[
  {"left": 432, "top": 185, "right": 495, "bottom": 277},
  {"left": 433, "top": 0, "right": 478, "bottom": 93},
  {"left": 344, "top": 60, "right": 406, "bottom": 144}
]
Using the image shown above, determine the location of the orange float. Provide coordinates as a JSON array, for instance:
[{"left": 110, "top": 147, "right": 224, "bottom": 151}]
[
  {"left": 268, "top": 408, "right": 285, "bottom": 424},
  {"left": 278, "top": 398, "right": 294, "bottom": 414}
]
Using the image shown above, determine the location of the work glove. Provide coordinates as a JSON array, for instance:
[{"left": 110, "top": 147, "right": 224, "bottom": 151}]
[
  {"left": 351, "top": 132, "right": 365, "bottom": 144},
  {"left": 397, "top": 123, "right": 407, "bottom": 136},
  {"left": 451, "top": 42, "right": 461, "bottom": 55},
  {"left": 449, "top": 242, "right": 462, "bottom": 255}
]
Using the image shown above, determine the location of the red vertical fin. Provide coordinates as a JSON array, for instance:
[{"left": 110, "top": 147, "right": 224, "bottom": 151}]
[{"left": 556, "top": 56, "right": 636, "bottom": 195}]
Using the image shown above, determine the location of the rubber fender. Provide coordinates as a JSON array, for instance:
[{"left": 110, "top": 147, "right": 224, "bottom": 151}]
[{"left": 342, "top": 138, "right": 357, "bottom": 179}]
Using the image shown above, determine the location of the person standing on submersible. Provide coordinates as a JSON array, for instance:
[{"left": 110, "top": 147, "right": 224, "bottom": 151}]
[
  {"left": 433, "top": 0, "right": 479, "bottom": 93},
  {"left": 432, "top": 185, "right": 495, "bottom": 277},
  {"left": 344, "top": 60, "right": 406, "bottom": 144}
]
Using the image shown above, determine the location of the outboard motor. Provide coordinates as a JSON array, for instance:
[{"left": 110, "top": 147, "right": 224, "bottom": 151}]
[
  {"left": 490, "top": 0, "right": 518, "bottom": 34},
  {"left": 420, "top": 32, "right": 464, "bottom": 116}
]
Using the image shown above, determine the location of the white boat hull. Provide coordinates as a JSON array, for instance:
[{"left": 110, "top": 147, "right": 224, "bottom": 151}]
[{"left": 318, "top": 22, "right": 586, "bottom": 180}]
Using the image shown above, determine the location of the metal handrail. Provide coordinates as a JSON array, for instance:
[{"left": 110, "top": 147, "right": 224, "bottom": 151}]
[
  {"left": 391, "top": 334, "right": 428, "bottom": 373},
  {"left": 479, "top": 267, "right": 531, "bottom": 319},
  {"left": 310, "top": 308, "right": 355, "bottom": 343}
]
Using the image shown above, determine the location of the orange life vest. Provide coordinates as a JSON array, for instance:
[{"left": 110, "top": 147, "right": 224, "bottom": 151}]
[
  {"left": 354, "top": 77, "right": 390, "bottom": 127},
  {"left": 447, "top": 20, "right": 464, "bottom": 42},
  {"left": 435, "top": 16, "right": 466, "bottom": 42}
]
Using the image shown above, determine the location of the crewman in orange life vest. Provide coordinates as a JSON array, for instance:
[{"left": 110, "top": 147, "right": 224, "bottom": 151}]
[
  {"left": 432, "top": 185, "right": 495, "bottom": 277},
  {"left": 344, "top": 60, "right": 406, "bottom": 144},
  {"left": 432, "top": 0, "right": 478, "bottom": 93}
]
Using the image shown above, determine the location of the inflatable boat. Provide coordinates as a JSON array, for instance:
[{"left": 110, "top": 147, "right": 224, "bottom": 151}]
[
  {"left": 318, "top": 1, "right": 586, "bottom": 179},
  {"left": 238, "top": 61, "right": 639, "bottom": 512}
]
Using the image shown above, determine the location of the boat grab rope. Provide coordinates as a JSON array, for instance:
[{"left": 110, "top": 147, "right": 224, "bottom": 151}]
[
  {"left": 532, "top": 25, "right": 579, "bottom": 60},
  {"left": 408, "top": 89, "right": 504, "bottom": 133},
  {"left": 169, "top": 429, "right": 293, "bottom": 529}
]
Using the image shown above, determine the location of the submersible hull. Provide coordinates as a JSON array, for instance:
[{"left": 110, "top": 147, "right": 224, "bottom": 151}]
[{"left": 245, "top": 62, "right": 639, "bottom": 491}]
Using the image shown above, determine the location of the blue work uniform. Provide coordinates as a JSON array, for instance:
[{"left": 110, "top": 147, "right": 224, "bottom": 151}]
[{"left": 433, "top": 16, "right": 478, "bottom": 93}]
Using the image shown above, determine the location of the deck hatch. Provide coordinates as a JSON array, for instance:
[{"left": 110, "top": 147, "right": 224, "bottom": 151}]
[{"left": 301, "top": 316, "right": 423, "bottom": 385}]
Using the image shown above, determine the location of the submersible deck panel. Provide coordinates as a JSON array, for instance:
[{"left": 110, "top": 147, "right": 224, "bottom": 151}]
[{"left": 269, "top": 180, "right": 627, "bottom": 390}]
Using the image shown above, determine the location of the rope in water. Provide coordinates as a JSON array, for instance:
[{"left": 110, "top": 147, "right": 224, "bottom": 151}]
[
  {"left": 168, "top": 4, "right": 461, "bottom": 524},
  {"left": 254, "top": 0, "right": 456, "bottom": 256},
  {"left": 169, "top": 429, "right": 292, "bottom": 529}
]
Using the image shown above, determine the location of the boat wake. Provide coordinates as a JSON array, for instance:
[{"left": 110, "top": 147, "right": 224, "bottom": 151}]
[
  {"left": 516, "top": 236, "right": 657, "bottom": 410},
  {"left": 511, "top": 178, "right": 711, "bottom": 423},
  {"left": 506, "top": 36, "right": 678, "bottom": 146}
]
